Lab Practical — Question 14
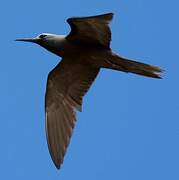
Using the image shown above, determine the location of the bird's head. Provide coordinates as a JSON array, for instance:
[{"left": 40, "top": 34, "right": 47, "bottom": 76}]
[
  {"left": 16, "top": 33, "right": 56, "bottom": 44},
  {"left": 16, "top": 33, "right": 66, "bottom": 56}
]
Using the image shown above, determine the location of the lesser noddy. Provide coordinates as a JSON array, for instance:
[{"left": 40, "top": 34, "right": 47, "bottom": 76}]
[{"left": 16, "top": 13, "right": 163, "bottom": 169}]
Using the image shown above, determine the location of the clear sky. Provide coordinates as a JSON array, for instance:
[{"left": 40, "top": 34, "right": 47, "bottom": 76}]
[{"left": 1, "top": 0, "right": 179, "bottom": 179}]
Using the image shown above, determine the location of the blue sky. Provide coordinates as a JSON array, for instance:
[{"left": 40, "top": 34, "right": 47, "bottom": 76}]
[{"left": 1, "top": 0, "right": 179, "bottom": 179}]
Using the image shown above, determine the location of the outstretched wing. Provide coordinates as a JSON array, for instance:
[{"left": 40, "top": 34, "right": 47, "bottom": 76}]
[
  {"left": 66, "top": 13, "right": 113, "bottom": 48},
  {"left": 45, "top": 57, "right": 100, "bottom": 169}
]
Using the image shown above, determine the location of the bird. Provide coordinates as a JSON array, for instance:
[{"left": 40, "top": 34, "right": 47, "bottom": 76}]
[{"left": 16, "top": 13, "right": 163, "bottom": 169}]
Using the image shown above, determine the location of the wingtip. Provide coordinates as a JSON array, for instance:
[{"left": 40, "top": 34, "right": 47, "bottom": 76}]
[
  {"left": 106, "top": 12, "right": 114, "bottom": 16},
  {"left": 55, "top": 163, "right": 61, "bottom": 170},
  {"left": 97, "top": 12, "right": 114, "bottom": 21},
  {"left": 101, "top": 12, "right": 114, "bottom": 16},
  {"left": 49, "top": 156, "right": 61, "bottom": 170},
  {"left": 53, "top": 159, "right": 62, "bottom": 170},
  {"left": 67, "top": 12, "right": 114, "bottom": 23}
]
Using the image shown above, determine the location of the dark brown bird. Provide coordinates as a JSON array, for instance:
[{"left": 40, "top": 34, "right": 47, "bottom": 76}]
[{"left": 16, "top": 13, "right": 162, "bottom": 169}]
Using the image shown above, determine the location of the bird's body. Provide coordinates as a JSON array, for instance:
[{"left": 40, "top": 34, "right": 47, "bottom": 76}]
[
  {"left": 36, "top": 33, "right": 109, "bottom": 64},
  {"left": 16, "top": 13, "right": 163, "bottom": 169}
]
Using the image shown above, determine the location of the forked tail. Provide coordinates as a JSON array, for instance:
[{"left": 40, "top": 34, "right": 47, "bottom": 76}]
[{"left": 107, "top": 54, "right": 163, "bottom": 78}]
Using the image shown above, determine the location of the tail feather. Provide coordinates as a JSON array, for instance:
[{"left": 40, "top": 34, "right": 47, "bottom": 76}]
[{"left": 108, "top": 54, "right": 163, "bottom": 79}]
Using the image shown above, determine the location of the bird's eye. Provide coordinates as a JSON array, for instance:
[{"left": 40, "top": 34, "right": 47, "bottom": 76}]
[{"left": 39, "top": 34, "right": 47, "bottom": 38}]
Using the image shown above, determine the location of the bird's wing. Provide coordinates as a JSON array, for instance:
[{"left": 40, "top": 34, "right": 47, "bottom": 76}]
[
  {"left": 45, "top": 57, "right": 100, "bottom": 169},
  {"left": 66, "top": 13, "right": 113, "bottom": 48}
]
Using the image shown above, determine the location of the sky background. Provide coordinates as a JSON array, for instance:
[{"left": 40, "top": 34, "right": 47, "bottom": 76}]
[{"left": 1, "top": 0, "right": 179, "bottom": 179}]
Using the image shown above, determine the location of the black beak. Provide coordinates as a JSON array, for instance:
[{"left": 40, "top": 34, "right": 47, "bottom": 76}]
[{"left": 15, "top": 38, "right": 39, "bottom": 43}]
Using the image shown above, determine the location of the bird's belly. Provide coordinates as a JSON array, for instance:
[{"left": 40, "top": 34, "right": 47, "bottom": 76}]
[
  {"left": 53, "top": 41, "right": 112, "bottom": 68},
  {"left": 61, "top": 44, "right": 81, "bottom": 56}
]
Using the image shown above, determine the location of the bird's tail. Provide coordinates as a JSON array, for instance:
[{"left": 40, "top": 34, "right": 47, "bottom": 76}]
[{"left": 107, "top": 54, "right": 163, "bottom": 79}]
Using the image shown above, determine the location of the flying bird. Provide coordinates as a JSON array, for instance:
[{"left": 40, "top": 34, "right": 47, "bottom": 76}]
[{"left": 16, "top": 13, "right": 162, "bottom": 169}]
